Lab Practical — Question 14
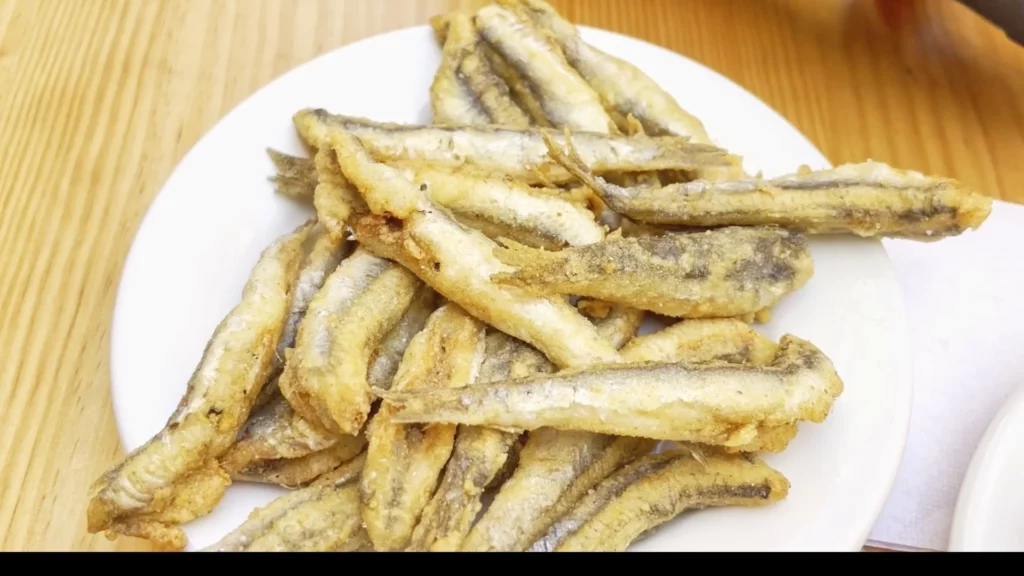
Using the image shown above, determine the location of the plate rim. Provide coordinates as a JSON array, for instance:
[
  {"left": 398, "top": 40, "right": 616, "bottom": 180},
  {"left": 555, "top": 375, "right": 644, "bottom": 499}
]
[
  {"left": 107, "top": 23, "right": 915, "bottom": 552},
  {"left": 948, "top": 382, "right": 1024, "bottom": 551}
]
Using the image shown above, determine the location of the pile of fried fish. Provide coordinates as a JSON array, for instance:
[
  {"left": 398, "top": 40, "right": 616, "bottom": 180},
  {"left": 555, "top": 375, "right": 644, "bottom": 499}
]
[{"left": 87, "top": 0, "right": 992, "bottom": 552}]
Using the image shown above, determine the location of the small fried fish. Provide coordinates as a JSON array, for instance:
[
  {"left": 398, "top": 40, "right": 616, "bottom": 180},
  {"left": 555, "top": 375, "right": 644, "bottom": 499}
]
[
  {"left": 528, "top": 448, "right": 790, "bottom": 552},
  {"left": 329, "top": 129, "right": 621, "bottom": 369},
  {"left": 620, "top": 317, "right": 778, "bottom": 365},
  {"left": 293, "top": 108, "right": 730, "bottom": 187},
  {"left": 367, "top": 286, "right": 440, "bottom": 391},
  {"left": 360, "top": 304, "right": 487, "bottom": 551},
  {"left": 493, "top": 227, "right": 814, "bottom": 319},
  {"left": 549, "top": 142, "right": 992, "bottom": 240},
  {"left": 86, "top": 223, "right": 310, "bottom": 549},
  {"left": 432, "top": 11, "right": 532, "bottom": 127},
  {"left": 382, "top": 335, "right": 844, "bottom": 449},
  {"left": 255, "top": 221, "right": 348, "bottom": 409},
  {"left": 226, "top": 437, "right": 366, "bottom": 489},
  {"left": 460, "top": 430, "right": 656, "bottom": 551},
  {"left": 407, "top": 330, "right": 554, "bottom": 552},
  {"left": 220, "top": 395, "right": 347, "bottom": 477},
  {"left": 475, "top": 3, "right": 616, "bottom": 134},
  {"left": 278, "top": 247, "right": 423, "bottom": 436},
  {"left": 202, "top": 454, "right": 369, "bottom": 552}
]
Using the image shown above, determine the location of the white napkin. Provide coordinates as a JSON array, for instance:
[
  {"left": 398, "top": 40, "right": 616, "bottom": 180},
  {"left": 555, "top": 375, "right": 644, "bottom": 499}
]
[{"left": 865, "top": 199, "right": 1024, "bottom": 551}]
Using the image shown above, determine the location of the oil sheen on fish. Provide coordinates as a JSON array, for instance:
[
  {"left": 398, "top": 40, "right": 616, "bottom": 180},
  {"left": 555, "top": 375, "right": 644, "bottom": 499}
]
[
  {"left": 360, "top": 304, "right": 487, "bottom": 551},
  {"left": 475, "top": 3, "right": 616, "bottom": 134},
  {"left": 328, "top": 128, "right": 621, "bottom": 369},
  {"left": 549, "top": 142, "right": 993, "bottom": 240},
  {"left": 407, "top": 330, "right": 554, "bottom": 551},
  {"left": 86, "top": 224, "right": 309, "bottom": 549},
  {"left": 528, "top": 448, "right": 790, "bottom": 552},
  {"left": 432, "top": 11, "right": 532, "bottom": 127},
  {"left": 293, "top": 108, "right": 730, "bottom": 186},
  {"left": 493, "top": 227, "right": 814, "bottom": 318},
  {"left": 383, "top": 335, "right": 844, "bottom": 449},
  {"left": 277, "top": 247, "right": 423, "bottom": 436},
  {"left": 460, "top": 429, "right": 656, "bottom": 551},
  {"left": 203, "top": 454, "right": 369, "bottom": 552}
]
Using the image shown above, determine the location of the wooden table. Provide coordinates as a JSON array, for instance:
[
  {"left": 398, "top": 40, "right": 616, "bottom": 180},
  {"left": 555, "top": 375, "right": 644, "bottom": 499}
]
[{"left": 1, "top": 0, "right": 1021, "bottom": 552}]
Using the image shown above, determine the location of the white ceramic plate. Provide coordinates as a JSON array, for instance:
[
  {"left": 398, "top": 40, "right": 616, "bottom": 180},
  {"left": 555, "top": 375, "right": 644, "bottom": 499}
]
[
  {"left": 949, "top": 383, "right": 1024, "bottom": 551},
  {"left": 109, "top": 24, "right": 913, "bottom": 552}
]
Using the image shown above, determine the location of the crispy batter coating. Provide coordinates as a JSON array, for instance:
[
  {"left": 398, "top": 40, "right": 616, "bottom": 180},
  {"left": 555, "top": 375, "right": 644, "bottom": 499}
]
[
  {"left": 493, "top": 227, "right": 814, "bottom": 318},
  {"left": 407, "top": 330, "right": 554, "bottom": 551},
  {"left": 87, "top": 224, "right": 310, "bottom": 549},
  {"left": 360, "top": 304, "right": 487, "bottom": 551},
  {"left": 277, "top": 248, "right": 423, "bottom": 436},
  {"left": 529, "top": 448, "right": 790, "bottom": 552},
  {"left": 328, "top": 128, "right": 621, "bottom": 369},
  {"left": 203, "top": 455, "right": 369, "bottom": 552},
  {"left": 549, "top": 140, "right": 992, "bottom": 240},
  {"left": 432, "top": 11, "right": 532, "bottom": 127},
  {"left": 383, "top": 335, "right": 844, "bottom": 449}
]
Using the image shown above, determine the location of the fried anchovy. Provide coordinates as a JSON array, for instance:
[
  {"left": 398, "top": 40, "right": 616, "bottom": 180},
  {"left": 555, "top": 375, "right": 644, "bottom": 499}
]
[
  {"left": 475, "top": 3, "right": 616, "bottom": 134},
  {"left": 621, "top": 317, "right": 778, "bottom": 364},
  {"left": 329, "top": 129, "right": 621, "bottom": 369},
  {"left": 293, "top": 108, "right": 730, "bottom": 186},
  {"left": 529, "top": 448, "right": 790, "bottom": 552},
  {"left": 431, "top": 10, "right": 550, "bottom": 127},
  {"left": 512, "top": 0, "right": 709, "bottom": 143},
  {"left": 407, "top": 330, "right": 554, "bottom": 551},
  {"left": 360, "top": 304, "right": 487, "bottom": 551},
  {"left": 457, "top": 312, "right": 647, "bottom": 552},
  {"left": 86, "top": 223, "right": 310, "bottom": 549},
  {"left": 383, "top": 335, "right": 844, "bottom": 449},
  {"left": 550, "top": 140, "right": 993, "bottom": 239},
  {"left": 433, "top": 11, "right": 532, "bottom": 127},
  {"left": 367, "top": 286, "right": 439, "bottom": 392},
  {"left": 493, "top": 227, "right": 814, "bottom": 319},
  {"left": 310, "top": 147, "right": 369, "bottom": 242},
  {"left": 202, "top": 454, "right": 369, "bottom": 552},
  {"left": 621, "top": 318, "right": 796, "bottom": 453},
  {"left": 255, "top": 222, "right": 348, "bottom": 409},
  {"left": 401, "top": 165, "right": 605, "bottom": 249},
  {"left": 460, "top": 429, "right": 656, "bottom": 551},
  {"left": 278, "top": 247, "right": 423, "bottom": 436},
  {"left": 220, "top": 395, "right": 347, "bottom": 475},
  {"left": 227, "top": 438, "right": 366, "bottom": 489},
  {"left": 509, "top": 0, "right": 747, "bottom": 181},
  {"left": 267, "top": 149, "right": 319, "bottom": 203}
]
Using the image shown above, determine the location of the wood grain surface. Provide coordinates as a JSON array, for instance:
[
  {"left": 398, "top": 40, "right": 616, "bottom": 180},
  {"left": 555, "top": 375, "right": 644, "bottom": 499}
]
[{"left": 1, "top": 0, "right": 1021, "bottom": 552}]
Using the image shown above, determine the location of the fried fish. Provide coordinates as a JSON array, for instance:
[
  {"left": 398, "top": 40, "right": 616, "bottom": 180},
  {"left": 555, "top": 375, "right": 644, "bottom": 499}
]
[
  {"left": 293, "top": 108, "right": 730, "bottom": 187},
  {"left": 277, "top": 247, "right": 423, "bottom": 436},
  {"left": 548, "top": 139, "right": 992, "bottom": 240},
  {"left": 432, "top": 11, "right": 532, "bottom": 127},
  {"left": 86, "top": 223, "right": 310, "bottom": 549},
  {"left": 382, "top": 335, "right": 844, "bottom": 449},
  {"left": 407, "top": 330, "right": 554, "bottom": 551},
  {"left": 328, "top": 129, "right": 621, "bottom": 369},
  {"left": 493, "top": 227, "right": 814, "bottom": 319},
  {"left": 360, "top": 304, "right": 487, "bottom": 551},
  {"left": 528, "top": 448, "right": 790, "bottom": 552},
  {"left": 203, "top": 454, "right": 369, "bottom": 552}
]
